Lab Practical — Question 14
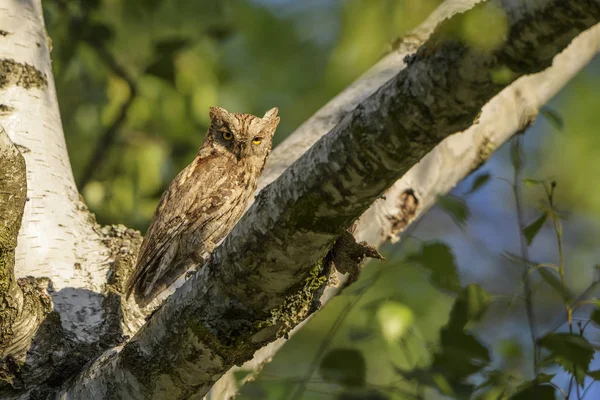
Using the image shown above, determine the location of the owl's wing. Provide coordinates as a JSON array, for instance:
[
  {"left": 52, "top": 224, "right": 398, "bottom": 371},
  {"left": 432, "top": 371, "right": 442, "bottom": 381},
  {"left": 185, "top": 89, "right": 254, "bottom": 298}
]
[{"left": 125, "top": 153, "right": 224, "bottom": 306}]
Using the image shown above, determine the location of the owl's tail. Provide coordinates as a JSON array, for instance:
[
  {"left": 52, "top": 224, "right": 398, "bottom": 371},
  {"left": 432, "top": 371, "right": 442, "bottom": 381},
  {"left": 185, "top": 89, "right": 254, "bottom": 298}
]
[{"left": 129, "top": 256, "right": 195, "bottom": 308}]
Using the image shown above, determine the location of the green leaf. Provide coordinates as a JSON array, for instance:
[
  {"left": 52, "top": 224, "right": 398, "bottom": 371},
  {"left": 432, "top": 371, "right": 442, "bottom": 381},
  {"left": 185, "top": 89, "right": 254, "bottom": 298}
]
[
  {"left": 538, "top": 333, "right": 594, "bottom": 379},
  {"left": 502, "top": 251, "right": 537, "bottom": 267},
  {"left": 346, "top": 326, "right": 374, "bottom": 342},
  {"left": 431, "top": 373, "right": 472, "bottom": 397},
  {"left": 319, "top": 348, "right": 366, "bottom": 387},
  {"left": 399, "top": 364, "right": 475, "bottom": 398},
  {"left": 501, "top": 252, "right": 571, "bottom": 302},
  {"left": 447, "top": 284, "right": 491, "bottom": 331},
  {"left": 587, "top": 370, "right": 600, "bottom": 380},
  {"left": 554, "top": 355, "right": 586, "bottom": 386},
  {"left": 409, "top": 242, "right": 461, "bottom": 293},
  {"left": 398, "top": 328, "right": 485, "bottom": 395},
  {"left": 376, "top": 301, "right": 414, "bottom": 343},
  {"left": 515, "top": 373, "right": 555, "bottom": 391},
  {"left": 591, "top": 308, "right": 600, "bottom": 326},
  {"left": 395, "top": 286, "right": 490, "bottom": 399},
  {"left": 510, "top": 384, "right": 556, "bottom": 400},
  {"left": 440, "top": 329, "right": 490, "bottom": 364},
  {"left": 145, "top": 37, "right": 192, "bottom": 85},
  {"left": 438, "top": 195, "right": 470, "bottom": 227},
  {"left": 522, "top": 213, "right": 548, "bottom": 246},
  {"left": 145, "top": 57, "right": 176, "bottom": 85},
  {"left": 233, "top": 370, "right": 253, "bottom": 387},
  {"left": 467, "top": 172, "right": 491, "bottom": 195},
  {"left": 477, "top": 370, "right": 508, "bottom": 390},
  {"left": 205, "top": 24, "right": 235, "bottom": 42},
  {"left": 535, "top": 373, "right": 556, "bottom": 384},
  {"left": 241, "top": 381, "right": 289, "bottom": 400},
  {"left": 537, "top": 267, "right": 570, "bottom": 302},
  {"left": 541, "top": 107, "right": 564, "bottom": 132},
  {"left": 153, "top": 37, "right": 191, "bottom": 58},
  {"left": 424, "top": 330, "right": 491, "bottom": 386},
  {"left": 523, "top": 178, "right": 546, "bottom": 187},
  {"left": 82, "top": 23, "right": 114, "bottom": 46}
]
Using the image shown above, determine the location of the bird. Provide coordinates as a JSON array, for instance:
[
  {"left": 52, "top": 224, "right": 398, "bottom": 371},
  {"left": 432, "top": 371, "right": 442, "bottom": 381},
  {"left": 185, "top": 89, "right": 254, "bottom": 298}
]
[{"left": 125, "top": 106, "right": 280, "bottom": 307}]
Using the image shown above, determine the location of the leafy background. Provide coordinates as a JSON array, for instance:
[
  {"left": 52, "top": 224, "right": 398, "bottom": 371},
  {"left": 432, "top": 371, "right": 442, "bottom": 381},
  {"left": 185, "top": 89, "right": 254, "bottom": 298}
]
[{"left": 42, "top": 0, "right": 600, "bottom": 399}]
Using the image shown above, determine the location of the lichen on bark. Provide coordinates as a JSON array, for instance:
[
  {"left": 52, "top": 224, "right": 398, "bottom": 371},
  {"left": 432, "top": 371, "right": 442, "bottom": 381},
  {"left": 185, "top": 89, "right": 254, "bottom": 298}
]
[
  {"left": 0, "top": 59, "right": 48, "bottom": 90},
  {"left": 0, "top": 129, "right": 53, "bottom": 392},
  {"left": 256, "top": 258, "right": 329, "bottom": 337},
  {"left": 0, "top": 128, "right": 29, "bottom": 356}
]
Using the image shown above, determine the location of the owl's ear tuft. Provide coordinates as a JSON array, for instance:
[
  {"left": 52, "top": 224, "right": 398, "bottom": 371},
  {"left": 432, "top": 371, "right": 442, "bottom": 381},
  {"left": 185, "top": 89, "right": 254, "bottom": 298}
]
[
  {"left": 263, "top": 107, "right": 280, "bottom": 133},
  {"left": 209, "top": 106, "right": 231, "bottom": 123},
  {"left": 263, "top": 107, "right": 278, "bottom": 120}
]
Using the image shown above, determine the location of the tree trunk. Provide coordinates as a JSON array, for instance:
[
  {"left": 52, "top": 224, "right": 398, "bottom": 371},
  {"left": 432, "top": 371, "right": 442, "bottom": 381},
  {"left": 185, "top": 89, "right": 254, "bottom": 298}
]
[{"left": 0, "top": 0, "right": 599, "bottom": 398}]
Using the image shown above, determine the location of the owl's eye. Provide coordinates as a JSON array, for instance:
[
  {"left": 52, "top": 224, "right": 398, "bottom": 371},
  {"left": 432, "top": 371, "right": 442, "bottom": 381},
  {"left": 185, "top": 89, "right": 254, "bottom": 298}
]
[
  {"left": 252, "top": 137, "right": 262, "bottom": 145},
  {"left": 222, "top": 131, "right": 234, "bottom": 141}
]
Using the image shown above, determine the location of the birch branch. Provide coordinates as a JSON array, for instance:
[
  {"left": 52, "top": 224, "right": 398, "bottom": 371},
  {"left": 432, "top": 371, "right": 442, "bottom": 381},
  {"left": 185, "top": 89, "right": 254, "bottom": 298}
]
[{"left": 210, "top": 12, "right": 600, "bottom": 399}]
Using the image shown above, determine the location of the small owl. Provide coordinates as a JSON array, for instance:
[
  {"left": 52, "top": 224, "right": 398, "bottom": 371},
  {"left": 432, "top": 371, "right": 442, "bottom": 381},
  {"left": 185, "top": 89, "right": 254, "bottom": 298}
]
[{"left": 126, "top": 106, "right": 280, "bottom": 307}]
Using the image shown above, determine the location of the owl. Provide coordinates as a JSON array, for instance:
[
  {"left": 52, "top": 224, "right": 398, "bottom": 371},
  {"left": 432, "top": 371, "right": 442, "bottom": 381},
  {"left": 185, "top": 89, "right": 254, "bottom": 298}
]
[{"left": 125, "top": 106, "right": 280, "bottom": 307}]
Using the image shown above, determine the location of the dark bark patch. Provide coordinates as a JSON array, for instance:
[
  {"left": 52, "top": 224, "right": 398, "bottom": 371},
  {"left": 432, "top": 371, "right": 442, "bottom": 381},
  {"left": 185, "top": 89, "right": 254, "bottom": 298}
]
[
  {"left": 14, "top": 144, "right": 30, "bottom": 154},
  {"left": 100, "top": 224, "right": 142, "bottom": 295},
  {"left": 0, "top": 30, "right": 9, "bottom": 37},
  {"left": 0, "top": 59, "right": 47, "bottom": 90},
  {"left": 100, "top": 224, "right": 142, "bottom": 345},
  {"left": 23, "top": 311, "right": 99, "bottom": 388},
  {"left": 0, "top": 104, "right": 14, "bottom": 116},
  {"left": 388, "top": 189, "right": 419, "bottom": 238},
  {"left": 0, "top": 129, "right": 31, "bottom": 369}
]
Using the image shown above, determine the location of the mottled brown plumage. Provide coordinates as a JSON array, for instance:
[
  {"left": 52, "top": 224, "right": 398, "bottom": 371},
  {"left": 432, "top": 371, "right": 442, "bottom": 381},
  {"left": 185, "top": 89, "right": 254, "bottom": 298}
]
[{"left": 126, "top": 106, "right": 280, "bottom": 307}]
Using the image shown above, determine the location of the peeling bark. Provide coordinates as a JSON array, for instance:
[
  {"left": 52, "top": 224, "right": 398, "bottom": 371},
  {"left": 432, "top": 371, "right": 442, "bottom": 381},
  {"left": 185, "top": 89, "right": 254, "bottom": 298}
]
[{"left": 56, "top": 1, "right": 600, "bottom": 398}]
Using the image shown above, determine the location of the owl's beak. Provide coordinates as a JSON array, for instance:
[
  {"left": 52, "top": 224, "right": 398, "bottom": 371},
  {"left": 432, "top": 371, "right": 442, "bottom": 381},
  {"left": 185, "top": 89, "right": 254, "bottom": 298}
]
[{"left": 236, "top": 142, "right": 247, "bottom": 161}]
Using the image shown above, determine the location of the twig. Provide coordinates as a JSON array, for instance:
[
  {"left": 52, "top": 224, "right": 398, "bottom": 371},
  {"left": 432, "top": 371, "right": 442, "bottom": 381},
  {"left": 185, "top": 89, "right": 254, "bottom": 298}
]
[
  {"left": 581, "top": 379, "right": 598, "bottom": 399},
  {"left": 511, "top": 136, "right": 540, "bottom": 375}
]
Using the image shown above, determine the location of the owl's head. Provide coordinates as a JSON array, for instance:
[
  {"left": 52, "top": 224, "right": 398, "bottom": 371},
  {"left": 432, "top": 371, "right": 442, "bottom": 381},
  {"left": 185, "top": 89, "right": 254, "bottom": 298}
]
[{"left": 206, "top": 106, "right": 280, "bottom": 163}]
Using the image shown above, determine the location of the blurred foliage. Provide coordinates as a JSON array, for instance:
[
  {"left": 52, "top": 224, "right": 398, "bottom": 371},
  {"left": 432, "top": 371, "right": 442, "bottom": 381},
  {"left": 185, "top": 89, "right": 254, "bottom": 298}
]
[
  {"left": 540, "top": 66, "right": 600, "bottom": 215},
  {"left": 43, "top": 0, "right": 442, "bottom": 230},
  {"left": 237, "top": 134, "right": 600, "bottom": 399},
  {"left": 41, "top": 0, "right": 600, "bottom": 399}
]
